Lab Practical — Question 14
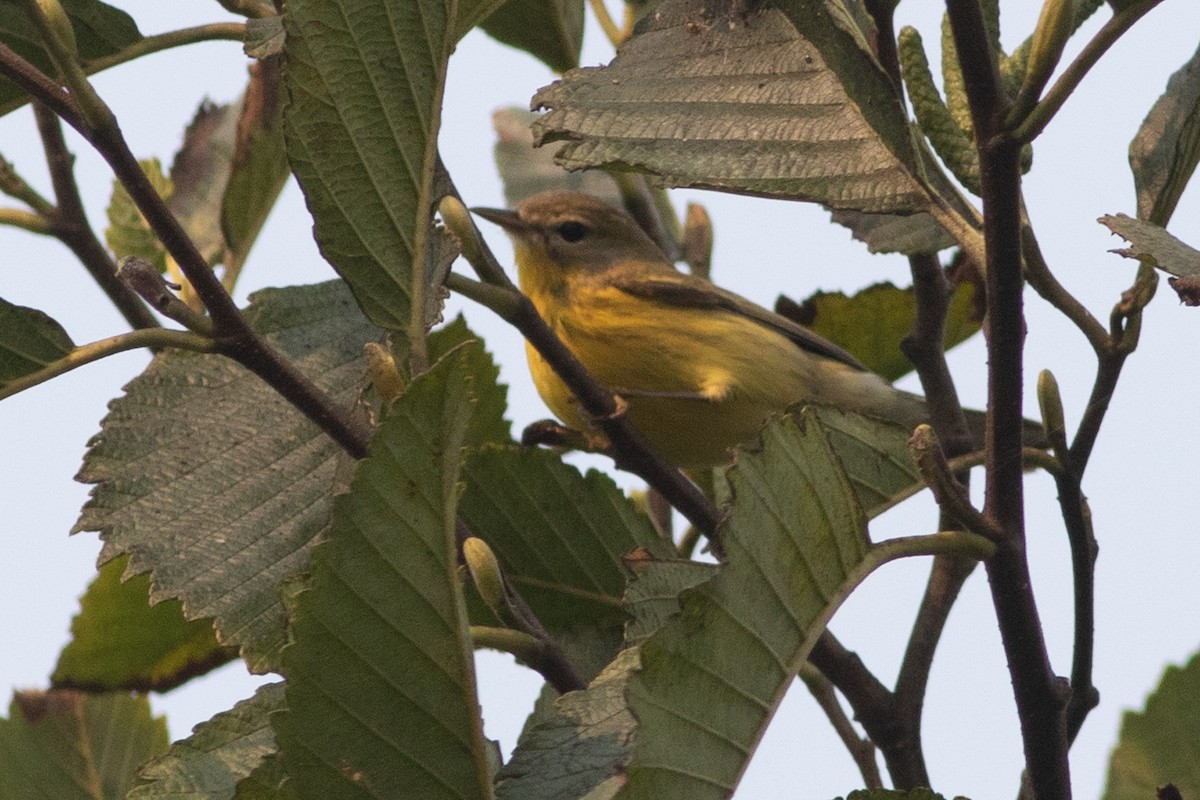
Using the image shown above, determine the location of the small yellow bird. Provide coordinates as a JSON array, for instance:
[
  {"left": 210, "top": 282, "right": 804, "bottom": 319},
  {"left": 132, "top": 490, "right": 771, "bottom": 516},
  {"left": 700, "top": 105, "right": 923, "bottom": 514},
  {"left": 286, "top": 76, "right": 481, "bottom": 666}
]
[{"left": 473, "top": 191, "right": 967, "bottom": 469}]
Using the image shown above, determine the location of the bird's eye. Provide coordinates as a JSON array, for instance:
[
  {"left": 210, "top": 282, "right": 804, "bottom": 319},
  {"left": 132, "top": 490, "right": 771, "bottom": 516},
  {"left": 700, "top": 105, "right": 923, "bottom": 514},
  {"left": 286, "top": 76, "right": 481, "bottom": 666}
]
[{"left": 555, "top": 220, "right": 588, "bottom": 243}]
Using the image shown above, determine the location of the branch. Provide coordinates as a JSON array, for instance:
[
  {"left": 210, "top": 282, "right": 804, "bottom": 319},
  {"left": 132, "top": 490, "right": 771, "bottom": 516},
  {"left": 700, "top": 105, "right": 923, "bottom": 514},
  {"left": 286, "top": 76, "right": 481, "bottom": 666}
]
[
  {"left": 798, "top": 664, "right": 882, "bottom": 790},
  {"left": 894, "top": 251, "right": 980, "bottom": 764},
  {"left": 1069, "top": 264, "right": 1154, "bottom": 472},
  {"left": 894, "top": 553, "right": 977, "bottom": 718},
  {"left": 808, "top": 633, "right": 924, "bottom": 788},
  {"left": 33, "top": 103, "right": 161, "bottom": 331},
  {"left": 1022, "top": 219, "right": 1109, "bottom": 354},
  {"left": 1054, "top": 468, "right": 1099, "bottom": 743},
  {"left": 0, "top": 42, "right": 374, "bottom": 460},
  {"left": 1011, "top": 0, "right": 1166, "bottom": 142},
  {"left": 900, "top": 252, "right": 974, "bottom": 457},
  {"left": 947, "top": 3, "right": 1070, "bottom": 798}
]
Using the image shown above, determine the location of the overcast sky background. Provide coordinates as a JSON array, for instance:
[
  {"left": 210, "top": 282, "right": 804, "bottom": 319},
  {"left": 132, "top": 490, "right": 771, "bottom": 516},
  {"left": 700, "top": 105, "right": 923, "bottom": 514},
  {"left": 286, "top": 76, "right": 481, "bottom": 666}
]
[{"left": 1, "top": 1, "right": 1198, "bottom": 798}]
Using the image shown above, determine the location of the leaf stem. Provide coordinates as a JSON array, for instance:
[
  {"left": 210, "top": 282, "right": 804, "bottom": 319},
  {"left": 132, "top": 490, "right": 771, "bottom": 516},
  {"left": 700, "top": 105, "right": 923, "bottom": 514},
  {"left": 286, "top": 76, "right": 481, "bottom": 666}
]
[
  {"left": 85, "top": 23, "right": 247, "bottom": 73},
  {"left": 587, "top": 0, "right": 625, "bottom": 47},
  {"left": 0, "top": 328, "right": 215, "bottom": 401},
  {"left": 0, "top": 207, "right": 52, "bottom": 233},
  {"left": 0, "top": 23, "right": 248, "bottom": 119},
  {"left": 1010, "top": 0, "right": 1165, "bottom": 143}
]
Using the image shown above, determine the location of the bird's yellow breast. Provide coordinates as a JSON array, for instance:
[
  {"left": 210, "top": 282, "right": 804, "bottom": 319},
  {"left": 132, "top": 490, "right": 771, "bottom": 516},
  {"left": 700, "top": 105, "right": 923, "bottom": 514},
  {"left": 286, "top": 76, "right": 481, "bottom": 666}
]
[{"left": 525, "top": 279, "right": 826, "bottom": 467}]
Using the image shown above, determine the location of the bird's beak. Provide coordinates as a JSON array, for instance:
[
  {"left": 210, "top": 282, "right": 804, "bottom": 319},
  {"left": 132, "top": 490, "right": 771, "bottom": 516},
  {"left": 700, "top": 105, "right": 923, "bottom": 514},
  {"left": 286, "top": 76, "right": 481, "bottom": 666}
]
[{"left": 471, "top": 206, "right": 528, "bottom": 236}]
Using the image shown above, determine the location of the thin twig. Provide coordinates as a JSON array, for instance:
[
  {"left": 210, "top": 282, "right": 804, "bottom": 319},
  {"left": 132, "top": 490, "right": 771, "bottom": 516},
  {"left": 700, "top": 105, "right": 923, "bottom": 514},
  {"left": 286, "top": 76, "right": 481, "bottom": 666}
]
[
  {"left": 1021, "top": 221, "right": 1109, "bottom": 354},
  {"left": 799, "top": 664, "right": 883, "bottom": 789},
  {"left": 900, "top": 252, "right": 974, "bottom": 457},
  {"left": 0, "top": 43, "right": 375, "bottom": 459},
  {"left": 0, "top": 153, "right": 54, "bottom": 214},
  {"left": 1053, "top": 464, "right": 1099, "bottom": 743},
  {"left": 893, "top": 251, "right": 979, "bottom": 782},
  {"left": 0, "top": 207, "right": 52, "bottom": 233},
  {"left": 33, "top": 104, "right": 160, "bottom": 331},
  {"left": 1010, "top": 0, "right": 1165, "bottom": 142},
  {"left": 894, "top": 553, "right": 977, "bottom": 718},
  {"left": 808, "top": 633, "right": 924, "bottom": 788}
]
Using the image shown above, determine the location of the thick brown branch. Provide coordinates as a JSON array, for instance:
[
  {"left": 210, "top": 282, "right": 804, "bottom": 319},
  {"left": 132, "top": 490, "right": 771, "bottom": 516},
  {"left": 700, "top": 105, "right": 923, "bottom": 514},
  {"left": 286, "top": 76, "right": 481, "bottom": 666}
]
[{"left": 947, "top": 3, "right": 1070, "bottom": 798}]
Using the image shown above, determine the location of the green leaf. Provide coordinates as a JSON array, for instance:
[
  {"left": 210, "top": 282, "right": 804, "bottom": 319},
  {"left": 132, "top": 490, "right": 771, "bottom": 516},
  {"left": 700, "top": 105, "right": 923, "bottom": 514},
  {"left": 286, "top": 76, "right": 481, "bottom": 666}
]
[
  {"left": 481, "top": 0, "right": 585, "bottom": 73},
  {"left": 73, "top": 280, "right": 380, "bottom": 672},
  {"left": 460, "top": 446, "right": 676, "bottom": 632},
  {"left": 1099, "top": 213, "right": 1200, "bottom": 278},
  {"left": 617, "top": 408, "right": 871, "bottom": 800},
  {"left": 776, "top": 280, "right": 981, "bottom": 381},
  {"left": 494, "top": 647, "right": 640, "bottom": 800},
  {"left": 274, "top": 348, "right": 492, "bottom": 800},
  {"left": 234, "top": 753, "right": 298, "bottom": 800},
  {"left": 0, "top": 0, "right": 141, "bottom": 118},
  {"left": 105, "top": 157, "right": 172, "bottom": 271},
  {"left": 129, "top": 683, "right": 285, "bottom": 800},
  {"left": 282, "top": 0, "right": 455, "bottom": 340},
  {"left": 1103, "top": 651, "right": 1200, "bottom": 800},
  {"left": 532, "top": 0, "right": 935, "bottom": 213},
  {"left": 428, "top": 315, "right": 512, "bottom": 447},
  {"left": 493, "top": 107, "right": 621, "bottom": 208},
  {"left": 222, "top": 59, "right": 290, "bottom": 280},
  {"left": 623, "top": 557, "right": 717, "bottom": 646},
  {"left": 816, "top": 406, "right": 924, "bottom": 518},
  {"left": 1129, "top": 41, "right": 1200, "bottom": 226},
  {"left": 245, "top": 17, "right": 285, "bottom": 60},
  {"left": 0, "top": 298, "right": 73, "bottom": 387},
  {"left": 52, "top": 555, "right": 233, "bottom": 692},
  {"left": 828, "top": 209, "right": 957, "bottom": 256},
  {"left": 451, "top": 0, "right": 507, "bottom": 41},
  {"left": 0, "top": 690, "right": 167, "bottom": 800}
]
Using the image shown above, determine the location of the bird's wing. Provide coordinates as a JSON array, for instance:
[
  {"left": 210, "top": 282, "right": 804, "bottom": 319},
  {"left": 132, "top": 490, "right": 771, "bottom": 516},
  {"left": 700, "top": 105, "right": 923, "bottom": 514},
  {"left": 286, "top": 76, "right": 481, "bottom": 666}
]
[{"left": 608, "top": 270, "right": 870, "bottom": 372}]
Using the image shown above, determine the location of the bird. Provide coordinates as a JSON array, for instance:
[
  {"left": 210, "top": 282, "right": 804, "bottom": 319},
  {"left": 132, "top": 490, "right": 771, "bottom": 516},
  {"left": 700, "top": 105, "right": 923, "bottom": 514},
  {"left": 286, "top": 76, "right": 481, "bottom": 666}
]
[{"left": 472, "top": 190, "right": 1023, "bottom": 469}]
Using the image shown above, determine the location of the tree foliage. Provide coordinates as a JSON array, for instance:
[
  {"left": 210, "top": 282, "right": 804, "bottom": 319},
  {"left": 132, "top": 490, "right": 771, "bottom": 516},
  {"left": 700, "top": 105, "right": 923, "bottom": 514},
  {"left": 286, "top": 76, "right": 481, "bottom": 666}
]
[{"left": 0, "top": 0, "right": 1197, "bottom": 799}]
